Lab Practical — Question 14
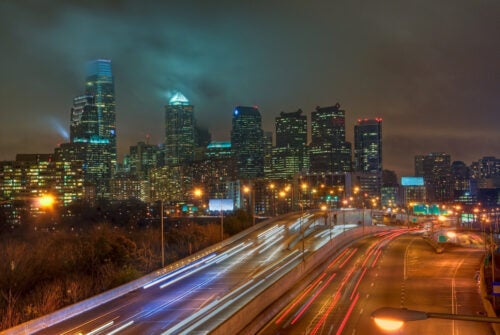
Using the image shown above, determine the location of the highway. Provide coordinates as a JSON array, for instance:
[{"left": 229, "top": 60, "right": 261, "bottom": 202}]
[
  {"left": 32, "top": 210, "right": 368, "bottom": 335},
  {"left": 258, "top": 230, "right": 492, "bottom": 335}
]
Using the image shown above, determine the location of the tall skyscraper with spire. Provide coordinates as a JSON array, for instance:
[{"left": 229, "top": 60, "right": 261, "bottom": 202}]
[
  {"left": 56, "top": 59, "right": 116, "bottom": 199},
  {"left": 85, "top": 59, "right": 117, "bottom": 167}
]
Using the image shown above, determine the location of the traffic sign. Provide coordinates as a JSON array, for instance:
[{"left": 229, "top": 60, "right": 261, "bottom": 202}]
[{"left": 493, "top": 282, "right": 500, "bottom": 296}]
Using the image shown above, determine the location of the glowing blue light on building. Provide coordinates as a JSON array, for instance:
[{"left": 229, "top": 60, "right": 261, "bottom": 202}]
[
  {"left": 234, "top": 109, "right": 239, "bottom": 116},
  {"left": 169, "top": 92, "right": 189, "bottom": 106},
  {"left": 207, "top": 141, "right": 231, "bottom": 149}
]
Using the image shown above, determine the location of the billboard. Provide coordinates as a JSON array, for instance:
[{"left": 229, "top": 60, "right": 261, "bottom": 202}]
[
  {"left": 209, "top": 199, "right": 234, "bottom": 212},
  {"left": 401, "top": 176, "right": 424, "bottom": 186}
]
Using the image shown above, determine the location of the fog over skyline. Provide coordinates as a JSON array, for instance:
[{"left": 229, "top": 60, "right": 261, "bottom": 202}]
[{"left": 0, "top": 0, "right": 498, "bottom": 177}]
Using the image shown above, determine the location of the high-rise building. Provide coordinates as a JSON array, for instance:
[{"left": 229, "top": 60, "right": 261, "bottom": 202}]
[
  {"left": 353, "top": 118, "right": 383, "bottom": 199},
  {"left": 126, "top": 141, "right": 162, "bottom": 179},
  {"left": 59, "top": 59, "right": 116, "bottom": 199},
  {"left": 271, "top": 110, "right": 308, "bottom": 179},
  {"left": 84, "top": 59, "right": 117, "bottom": 167},
  {"left": 309, "top": 103, "right": 351, "bottom": 174},
  {"left": 451, "top": 161, "right": 473, "bottom": 203},
  {"left": 231, "top": 106, "right": 265, "bottom": 179},
  {"left": 354, "top": 118, "right": 382, "bottom": 173},
  {"left": 164, "top": 92, "right": 195, "bottom": 166},
  {"left": 414, "top": 152, "right": 453, "bottom": 203},
  {"left": 69, "top": 95, "right": 98, "bottom": 142}
]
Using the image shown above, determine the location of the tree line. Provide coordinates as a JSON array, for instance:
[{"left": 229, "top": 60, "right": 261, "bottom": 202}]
[{"left": 0, "top": 200, "right": 253, "bottom": 330}]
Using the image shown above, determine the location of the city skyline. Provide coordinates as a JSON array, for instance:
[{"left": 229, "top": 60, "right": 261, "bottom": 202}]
[{"left": 0, "top": 1, "right": 498, "bottom": 177}]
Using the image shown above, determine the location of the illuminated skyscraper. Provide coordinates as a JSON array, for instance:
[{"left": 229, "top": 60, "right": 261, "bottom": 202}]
[
  {"left": 231, "top": 106, "right": 265, "bottom": 179},
  {"left": 415, "top": 152, "right": 453, "bottom": 203},
  {"left": 85, "top": 59, "right": 117, "bottom": 166},
  {"left": 59, "top": 59, "right": 116, "bottom": 199},
  {"left": 164, "top": 92, "right": 195, "bottom": 166},
  {"left": 309, "top": 103, "right": 351, "bottom": 174},
  {"left": 271, "top": 109, "right": 308, "bottom": 179},
  {"left": 354, "top": 118, "right": 383, "bottom": 173}
]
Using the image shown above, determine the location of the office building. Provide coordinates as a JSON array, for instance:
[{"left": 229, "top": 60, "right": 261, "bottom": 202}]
[
  {"left": 59, "top": 59, "right": 116, "bottom": 199},
  {"left": 353, "top": 118, "right": 383, "bottom": 198},
  {"left": 414, "top": 152, "right": 452, "bottom": 203},
  {"left": 164, "top": 92, "right": 195, "bottom": 166},
  {"left": 309, "top": 104, "right": 351, "bottom": 174},
  {"left": 125, "top": 141, "right": 162, "bottom": 179},
  {"left": 85, "top": 59, "right": 117, "bottom": 167},
  {"left": 354, "top": 118, "right": 382, "bottom": 173},
  {"left": 231, "top": 106, "right": 265, "bottom": 179},
  {"left": 271, "top": 110, "right": 308, "bottom": 179}
]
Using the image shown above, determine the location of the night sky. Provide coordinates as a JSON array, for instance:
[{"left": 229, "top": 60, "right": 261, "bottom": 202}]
[{"left": 0, "top": 0, "right": 498, "bottom": 177}]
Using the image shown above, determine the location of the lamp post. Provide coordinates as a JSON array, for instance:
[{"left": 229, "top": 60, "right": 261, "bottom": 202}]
[
  {"left": 269, "top": 183, "right": 276, "bottom": 216},
  {"left": 160, "top": 200, "right": 165, "bottom": 268},
  {"left": 299, "top": 203, "right": 305, "bottom": 260},
  {"left": 243, "top": 185, "right": 255, "bottom": 226},
  {"left": 371, "top": 307, "right": 500, "bottom": 332},
  {"left": 193, "top": 188, "right": 203, "bottom": 216},
  {"left": 220, "top": 200, "right": 224, "bottom": 242}
]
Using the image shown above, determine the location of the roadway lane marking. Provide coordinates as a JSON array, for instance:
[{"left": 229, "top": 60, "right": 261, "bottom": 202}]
[{"left": 404, "top": 237, "right": 417, "bottom": 280}]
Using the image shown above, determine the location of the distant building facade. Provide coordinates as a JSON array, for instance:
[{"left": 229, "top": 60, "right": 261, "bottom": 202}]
[
  {"left": 271, "top": 109, "right": 308, "bottom": 179},
  {"left": 309, "top": 104, "right": 352, "bottom": 174},
  {"left": 164, "top": 92, "right": 196, "bottom": 166},
  {"left": 415, "top": 152, "right": 453, "bottom": 203},
  {"left": 231, "top": 106, "right": 265, "bottom": 179}
]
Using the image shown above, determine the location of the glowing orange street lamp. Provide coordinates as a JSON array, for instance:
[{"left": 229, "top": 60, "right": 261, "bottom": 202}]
[
  {"left": 372, "top": 307, "right": 500, "bottom": 332},
  {"left": 38, "top": 194, "right": 55, "bottom": 209}
]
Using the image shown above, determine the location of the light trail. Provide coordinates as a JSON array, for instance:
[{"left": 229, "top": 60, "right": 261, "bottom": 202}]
[
  {"left": 143, "top": 253, "right": 217, "bottom": 289},
  {"left": 159, "top": 243, "right": 252, "bottom": 289},
  {"left": 339, "top": 248, "right": 358, "bottom": 268},
  {"left": 251, "top": 250, "right": 300, "bottom": 279},
  {"left": 335, "top": 292, "right": 359, "bottom": 335},
  {"left": 309, "top": 292, "right": 341, "bottom": 335},
  {"left": 291, "top": 273, "right": 337, "bottom": 325},
  {"left": 327, "top": 248, "right": 350, "bottom": 269},
  {"left": 144, "top": 275, "right": 216, "bottom": 318},
  {"left": 349, "top": 266, "right": 367, "bottom": 300},
  {"left": 265, "top": 251, "right": 303, "bottom": 280},
  {"left": 258, "top": 225, "right": 282, "bottom": 239},
  {"left": 106, "top": 321, "right": 134, "bottom": 335},
  {"left": 371, "top": 249, "right": 382, "bottom": 268},
  {"left": 275, "top": 273, "right": 327, "bottom": 325},
  {"left": 86, "top": 321, "right": 114, "bottom": 335},
  {"left": 176, "top": 279, "right": 267, "bottom": 335}
]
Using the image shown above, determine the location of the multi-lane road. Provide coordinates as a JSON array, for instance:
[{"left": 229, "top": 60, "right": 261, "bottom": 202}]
[
  {"left": 258, "top": 230, "right": 492, "bottom": 335},
  {"left": 32, "top": 210, "right": 367, "bottom": 335}
]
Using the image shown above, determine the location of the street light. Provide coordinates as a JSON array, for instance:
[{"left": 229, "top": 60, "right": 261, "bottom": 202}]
[
  {"left": 193, "top": 188, "right": 203, "bottom": 216},
  {"left": 371, "top": 307, "right": 500, "bottom": 332},
  {"left": 160, "top": 200, "right": 165, "bottom": 267},
  {"left": 37, "top": 194, "right": 55, "bottom": 209},
  {"left": 269, "top": 183, "right": 276, "bottom": 216},
  {"left": 299, "top": 203, "right": 305, "bottom": 260},
  {"left": 243, "top": 185, "right": 255, "bottom": 226}
]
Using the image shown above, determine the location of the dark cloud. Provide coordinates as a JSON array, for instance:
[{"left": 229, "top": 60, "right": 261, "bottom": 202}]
[{"left": 0, "top": 0, "right": 498, "bottom": 178}]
